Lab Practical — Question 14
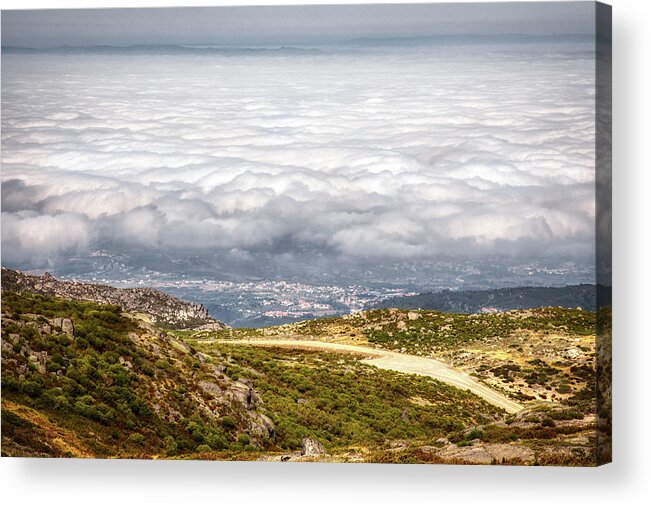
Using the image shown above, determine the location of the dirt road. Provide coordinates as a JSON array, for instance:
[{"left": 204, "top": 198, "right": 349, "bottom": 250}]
[{"left": 215, "top": 339, "right": 524, "bottom": 413}]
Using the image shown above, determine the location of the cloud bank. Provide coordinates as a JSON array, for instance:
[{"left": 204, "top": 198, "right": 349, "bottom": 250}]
[{"left": 1, "top": 44, "right": 596, "bottom": 280}]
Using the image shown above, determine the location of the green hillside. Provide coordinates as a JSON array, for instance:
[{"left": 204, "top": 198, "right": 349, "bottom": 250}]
[
  {"left": 1, "top": 291, "right": 271, "bottom": 458},
  {"left": 2, "top": 290, "right": 601, "bottom": 465}
]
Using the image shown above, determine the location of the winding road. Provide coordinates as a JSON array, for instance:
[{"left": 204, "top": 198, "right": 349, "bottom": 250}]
[{"left": 214, "top": 339, "right": 524, "bottom": 413}]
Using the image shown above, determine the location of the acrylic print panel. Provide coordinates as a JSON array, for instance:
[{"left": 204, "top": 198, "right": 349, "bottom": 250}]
[{"left": 0, "top": 2, "right": 611, "bottom": 465}]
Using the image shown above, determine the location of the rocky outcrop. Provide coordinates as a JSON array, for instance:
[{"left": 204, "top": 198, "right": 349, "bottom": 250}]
[
  {"left": 1, "top": 268, "right": 226, "bottom": 330},
  {"left": 301, "top": 437, "right": 325, "bottom": 456},
  {"left": 249, "top": 412, "right": 276, "bottom": 439},
  {"left": 51, "top": 317, "right": 74, "bottom": 338},
  {"left": 436, "top": 443, "right": 535, "bottom": 465}
]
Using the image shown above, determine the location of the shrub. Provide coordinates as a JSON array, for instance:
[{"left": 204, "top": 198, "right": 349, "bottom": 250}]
[
  {"left": 205, "top": 432, "right": 228, "bottom": 450},
  {"left": 466, "top": 428, "right": 484, "bottom": 440},
  {"left": 128, "top": 433, "right": 146, "bottom": 446},
  {"left": 164, "top": 435, "right": 178, "bottom": 455},
  {"left": 22, "top": 380, "right": 44, "bottom": 398}
]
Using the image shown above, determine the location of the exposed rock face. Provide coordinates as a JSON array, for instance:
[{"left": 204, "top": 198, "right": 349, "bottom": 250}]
[
  {"left": 61, "top": 318, "right": 74, "bottom": 338},
  {"left": 436, "top": 443, "right": 535, "bottom": 465},
  {"left": 229, "top": 381, "right": 258, "bottom": 410},
  {"left": 1, "top": 268, "right": 226, "bottom": 330},
  {"left": 249, "top": 412, "right": 276, "bottom": 439},
  {"left": 301, "top": 437, "right": 325, "bottom": 456}
]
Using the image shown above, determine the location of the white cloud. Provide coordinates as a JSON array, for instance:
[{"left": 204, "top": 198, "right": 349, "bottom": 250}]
[
  {"left": 1, "top": 45, "right": 596, "bottom": 271},
  {"left": 1, "top": 210, "right": 93, "bottom": 266}
]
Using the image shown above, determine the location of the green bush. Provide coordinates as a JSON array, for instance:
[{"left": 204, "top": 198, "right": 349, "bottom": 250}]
[
  {"left": 128, "top": 433, "right": 146, "bottom": 446},
  {"left": 205, "top": 432, "right": 229, "bottom": 450},
  {"left": 466, "top": 428, "right": 484, "bottom": 440},
  {"left": 164, "top": 435, "right": 178, "bottom": 455}
]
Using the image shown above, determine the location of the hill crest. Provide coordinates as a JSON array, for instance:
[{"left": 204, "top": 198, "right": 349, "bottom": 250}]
[{"left": 1, "top": 268, "right": 225, "bottom": 330}]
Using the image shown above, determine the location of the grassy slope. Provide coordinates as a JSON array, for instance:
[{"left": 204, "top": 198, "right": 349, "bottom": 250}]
[
  {"left": 195, "top": 307, "right": 600, "bottom": 465},
  {"left": 1, "top": 292, "right": 266, "bottom": 458},
  {"left": 2, "top": 293, "right": 601, "bottom": 464},
  {"left": 209, "top": 308, "right": 597, "bottom": 407},
  {"left": 1, "top": 292, "right": 505, "bottom": 460},
  {"left": 193, "top": 342, "right": 504, "bottom": 451}
]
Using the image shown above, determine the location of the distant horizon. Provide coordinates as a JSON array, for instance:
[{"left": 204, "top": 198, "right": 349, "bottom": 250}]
[
  {"left": 1, "top": 32, "right": 598, "bottom": 50},
  {"left": 2, "top": 3, "right": 596, "bottom": 47}
]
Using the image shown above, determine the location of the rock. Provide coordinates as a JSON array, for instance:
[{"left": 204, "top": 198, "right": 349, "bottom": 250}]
[
  {"left": 2, "top": 340, "right": 15, "bottom": 354},
  {"left": 230, "top": 382, "right": 257, "bottom": 410},
  {"left": 199, "top": 380, "right": 222, "bottom": 396},
  {"left": 564, "top": 348, "right": 582, "bottom": 359},
  {"left": 301, "top": 437, "right": 325, "bottom": 456},
  {"left": 484, "top": 443, "right": 535, "bottom": 464},
  {"left": 249, "top": 412, "right": 276, "bottom": 439},
  {"left": 437, "top": 443, "right": 534, "bottom": 465},
  {"left": 407, "top": 312, "right": 420, "bottom": 321},
  {"left": 42, "top": 324, "right": 52, "bottom": 335},
  {"left": 195, "top": 352, "right": 210, "bottom": 363},
  {"left": 192, "top": 322, "right": 227, "bottom": 331},
  {"left": 2, "top": 268, "right": 226, "bottom": 330},
  {"left": 437, "top": 444, "right": 494, "bottom": 464},
  {"left": 118, "top": 356, "right": 133, "bottom": 369},
  {"left": 60, "top": 318, "right": 74, "bottom": 337},
  {"left": 28, "top": 354, "right": 47, "bottom": 374},
  {"left": 397, "top": 320, "right": 407, "bottom": 330}
]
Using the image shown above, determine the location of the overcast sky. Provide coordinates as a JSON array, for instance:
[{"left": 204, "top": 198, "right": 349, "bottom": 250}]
[{"left": 2, "top": 2, "right": 596, "bottom": 47}]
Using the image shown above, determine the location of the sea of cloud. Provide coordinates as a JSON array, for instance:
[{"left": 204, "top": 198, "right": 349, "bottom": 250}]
[{"left": 1, "top": 44, "right": 596, "bottom": 278}]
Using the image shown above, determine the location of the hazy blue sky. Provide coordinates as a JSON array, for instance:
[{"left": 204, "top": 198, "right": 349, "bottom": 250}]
[{"left": 2, "top": 2, "right": 596, "bottom": 47}]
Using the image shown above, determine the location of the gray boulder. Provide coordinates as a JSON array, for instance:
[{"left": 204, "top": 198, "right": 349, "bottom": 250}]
[
  {"left": 301, "top": 437, "right": 325, "bottom": 457},
  {"left": 249, "top": 412, "right": 276, "bottom": 439},
  {"left": 61, "top": 318, "right": 74, "bottom": 338}
]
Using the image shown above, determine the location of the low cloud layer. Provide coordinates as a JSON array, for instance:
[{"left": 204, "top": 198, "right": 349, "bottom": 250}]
[{"left": 1, "top": 44, "right": 596, "bottom": 279}]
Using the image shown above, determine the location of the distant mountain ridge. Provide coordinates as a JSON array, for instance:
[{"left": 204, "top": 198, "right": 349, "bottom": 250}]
[
  {"left": 348, "top": 33, "right": 596, "bottom": 47},
  {"left": 1, "top": 45, "right": 323, "bottom": 55},
  {"left": 371, "top": 284, "right": 605, "bottom": 313},
  {"left": 1, "top": 268, "right": 226, "bottom": 330}
]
